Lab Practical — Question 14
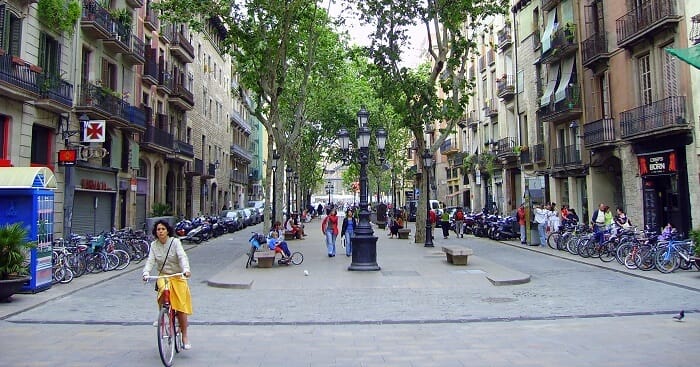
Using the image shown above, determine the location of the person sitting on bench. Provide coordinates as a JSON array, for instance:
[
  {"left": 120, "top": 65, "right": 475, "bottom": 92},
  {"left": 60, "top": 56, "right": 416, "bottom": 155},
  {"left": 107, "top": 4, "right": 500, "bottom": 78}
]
[
  {"left": 267, "top": 230, "right": 292, "bottom": 262},
  {"left": 389, "top": 216, "right": 403, "bottom": 238},
  {"left": 285, "top": 214, "right": 305, "bottom": 239}
]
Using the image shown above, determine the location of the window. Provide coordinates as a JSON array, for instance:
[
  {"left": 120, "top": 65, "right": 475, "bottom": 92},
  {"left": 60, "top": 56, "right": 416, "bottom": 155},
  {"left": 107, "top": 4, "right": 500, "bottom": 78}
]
[
  {"left": 81, "top": 48, "right": 91, "bottom": 83},
  {"left": 662, "top": 45, "right": 678, "bottom": 98},
  {"left": 638, "top": 54, "right": 652, "bottom": 105},
  {"left": 31, "top": 125, "right": 52, "bottom": 169},
  {"left": 101, "top": 59, "right": 118, "bottom": 90},
  {"left": 0, "top": 7, "right": 22, "bottom": 56},
  {"left": 0, "top": 115, "right": 7, "bottom": 159},
  {"left": 38, "top": 33, "right": 61, "bottom": 77}
]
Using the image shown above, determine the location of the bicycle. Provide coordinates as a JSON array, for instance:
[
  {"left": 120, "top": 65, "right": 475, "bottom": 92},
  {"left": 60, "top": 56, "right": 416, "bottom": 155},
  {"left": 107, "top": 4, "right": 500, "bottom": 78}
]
[{"left": 144, "top": 273, "right": 187, "bottom": 367}]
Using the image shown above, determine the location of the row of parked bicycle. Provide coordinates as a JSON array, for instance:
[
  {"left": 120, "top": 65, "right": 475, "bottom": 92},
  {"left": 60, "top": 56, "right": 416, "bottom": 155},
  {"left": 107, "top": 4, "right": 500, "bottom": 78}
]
[
  {"left": 51, "top": 228, "right": 151, "bottom": 284},
  {"left": 539, "top": 224, "right": 697, "bottom": 273}
]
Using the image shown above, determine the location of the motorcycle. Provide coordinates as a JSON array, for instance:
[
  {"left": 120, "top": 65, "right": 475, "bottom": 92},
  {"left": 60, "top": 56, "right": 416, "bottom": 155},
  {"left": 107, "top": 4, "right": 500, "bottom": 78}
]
[{"left": 492, "top": 216, "right": 520, "bottom": 240}]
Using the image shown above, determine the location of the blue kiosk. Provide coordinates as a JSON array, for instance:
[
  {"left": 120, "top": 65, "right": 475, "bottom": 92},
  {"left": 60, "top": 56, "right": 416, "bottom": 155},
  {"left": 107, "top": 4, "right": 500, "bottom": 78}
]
[{"left": 0, "top": 167, "right": 55, "bottom": 293}]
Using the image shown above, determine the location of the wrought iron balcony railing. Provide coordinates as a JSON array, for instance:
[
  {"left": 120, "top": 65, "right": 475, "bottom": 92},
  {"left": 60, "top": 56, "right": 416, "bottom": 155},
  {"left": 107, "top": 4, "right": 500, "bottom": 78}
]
[
  {"left": 620, "top": 96, "right": 688, "bottom": 139},
  {"left": 552, "top": 145, "right": 581, "bottom": 167},
  {"left": 616, "top": 0, "right": 680, "bottom": 48},
  {"left": 582, "top": 33, "right": 609, "bottom": 67},
  {"left": 583, "top": 118, "right": 616, "bottom": 148}
]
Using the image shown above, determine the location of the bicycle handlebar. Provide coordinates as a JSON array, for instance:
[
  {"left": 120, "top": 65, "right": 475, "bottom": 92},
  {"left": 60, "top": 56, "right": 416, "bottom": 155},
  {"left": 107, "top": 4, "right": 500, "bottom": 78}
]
[{"left": 143, "top": 273, "right": 187, "bottom": 282}]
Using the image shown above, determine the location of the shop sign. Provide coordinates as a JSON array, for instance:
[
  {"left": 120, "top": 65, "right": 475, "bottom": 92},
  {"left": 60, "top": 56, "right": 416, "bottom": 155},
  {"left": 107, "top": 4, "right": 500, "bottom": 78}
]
[
  {"left": 58, "top": 150, "right": 77, "bottom": 166},
  {"left": 638, "top": 150, "right": 677, "bottom": 176},
  {"left": 81, "top": 179, "right": 111, "bottom": 191}
]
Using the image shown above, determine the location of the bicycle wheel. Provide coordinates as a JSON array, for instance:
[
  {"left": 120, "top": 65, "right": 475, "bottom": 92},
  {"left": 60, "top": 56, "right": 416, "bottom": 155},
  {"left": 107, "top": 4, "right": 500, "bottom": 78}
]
[
  {"left": 655, "top": 248, "right": 679, "bottom": 274},
  {"left": 59, "top": 267, "right": 74, "bottom": 284},
  {"left": 290, "top": 251, "right": 304, "bottom": 265},
  {"left": 173, "top": 312, "right": 182, "bottom": 354},
  {"left": 105, "top": 253, "right": 120, "bottom": 271},
  {"left": 113, "top": 249, "right": 131, "bottom": 270},
  {"left": 53, "top": 264, "right": 66, "bottom": 284},
  {"left": 599, "top": 243, "right": 615, "bottom": 262},
  {"left": 157, "top": 307, "right": 176, "bottom": 367},
  {"left": 68, "top": 253, "right": 86, "bottom": 277},
  {"left": 245, "top": 247, "right": 255, "bottom": 269},
  {"left": 624, "top": 253, "right": 639, "bottom": 270},
  {"left": 547, "top": 232, "right": 560, "bottom": 250}
]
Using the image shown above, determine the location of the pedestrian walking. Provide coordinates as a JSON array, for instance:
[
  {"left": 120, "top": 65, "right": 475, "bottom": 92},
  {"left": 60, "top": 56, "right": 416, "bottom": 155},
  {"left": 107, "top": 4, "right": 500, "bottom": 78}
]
[
  {"left": 341, "top": 209, "right": 357, "bottom": 257},
  {"left": 429, "top": 209, "right": 437, "bottom": 240},
  {"left": 516, "top": 203, "right": 527, "bottom": 244},
  {"left": 441, "top": 209, "right": 450, "bottom": 239},
  {"left": 454, "top": 208, "right": 465, "bottom": 238},
  {"left": 322, "top": 208, "right": 339, "bottom": 257}
]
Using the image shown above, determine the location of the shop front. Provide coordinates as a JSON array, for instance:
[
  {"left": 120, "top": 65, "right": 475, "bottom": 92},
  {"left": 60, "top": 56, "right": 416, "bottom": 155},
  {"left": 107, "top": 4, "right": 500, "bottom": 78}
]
[
  {"left": 72, "top": 168, "right": 117, "bottom": 235},
  {"left": 637, "top": 148, "right": 690, "bottom": 235}
]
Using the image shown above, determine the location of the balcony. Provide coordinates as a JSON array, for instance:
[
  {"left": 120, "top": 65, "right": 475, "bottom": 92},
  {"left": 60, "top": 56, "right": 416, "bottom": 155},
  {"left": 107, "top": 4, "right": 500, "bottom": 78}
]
[
  {"left": 616, "top": 0, "right": 681, "bottom": 49},
  {"left": 540, "top": 24, "right": 578, "bottom": 64},
  {"left": 532, "top": 143, "right": 546, "bottom": 163},
  {"left": 75, "top": 82, "right": 129, "bottom": 127},
  {"left": 229, "top": 169, "right": 247, "bottom": 183},
  {"left": 520, "top": 149, "right": 532, "bottom": 166},
  {"left": 538, "top": 85, "right": 582, "bottom": 123},
  {"left": 467, "top": 111, "right": 479, "bottom": 129},
  {"left": 497, "top": 26, "right": 512, "bottom": 50},
  {"left": 185, "top": 158, "right": 202, "bottom": 177},
  {"left": 582, "top": 33, "right": 609, "bottom": 68},
  {"left": 496, "top": 74, "right": 515, "bottom": 100},
  {"left": 81, "top": 0, "right": 113, "bottom": 40},
  {"left": 230, "top": 143, "right": 253, "bottom": 163},
  {"left": 583, "top": 118, "right": 616, "bottom": 149},
  {"left": 102, "top": 20, "right": 131, "bottom": 55},
  {"left": 157, "top": 70, "right": 173, "bottom": 94},
  {"left": 125, "top": 0, "right": 143, "bottom": 9},
  {"left": 231, "top": 111, "right": 252, "bottom": 133},
  {"left": 620, "top": 95, "right": 690, "bottom": 141},
  {"left": 142, "top": 54, "right": 158, "bottom": 86},
  {"left": 478, "top": 55, "right": 485, "bottom": 71},
  {"left": 122, "top": 35, "right": 146, "bottom": 65},
  {"left": 484, "top": 98, "right": 498, "bottom": 117},
  {"left": 542, "top": 0, "right": 560, "bottom": 12},
  {"left": 124, "top": 105, "right": 147, "bottom": 131},
  {"left": 168, "top": 83, "right": 194, "bottom": 110},
  {"left": 486, "top": 48, "right": 495, "bottom": 66},
  {"left": 552, "top": 144, "right": 582, "bottom": 168},
  {"left": 35, "top": 73, "right": 73, "bottom": 113},
  {"left": 173, "top": 139, "right": 194, "bottom": 158},
  {"left": 144, "top": 8, "right": 159, "bottom": 32},
  {"left": 141, "top": 124, "right": 174, "bottom": 154},
  {"left": 496, "top": 137, "right": 517, "bottom": 160},
  {"left": 439, "top": 138, "right": 459, "bottom": 155},
  {"left": 0, "top": 54, "right": 40, "bottom": 101},
  {"left": 167, "top": 27, "right": 195, "bottom": 63}
]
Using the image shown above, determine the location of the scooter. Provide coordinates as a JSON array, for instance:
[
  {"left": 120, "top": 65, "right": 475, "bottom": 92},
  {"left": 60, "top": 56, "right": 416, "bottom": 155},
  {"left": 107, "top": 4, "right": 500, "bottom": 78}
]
[{"left": 492, "top": 216, "right": 520, "bottom": 240}]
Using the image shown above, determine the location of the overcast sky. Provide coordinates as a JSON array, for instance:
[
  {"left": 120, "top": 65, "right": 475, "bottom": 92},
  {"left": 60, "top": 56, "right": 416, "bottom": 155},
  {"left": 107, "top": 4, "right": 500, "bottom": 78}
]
[{"left": 322, "top": 0, "right": 425, "bottom": 68}]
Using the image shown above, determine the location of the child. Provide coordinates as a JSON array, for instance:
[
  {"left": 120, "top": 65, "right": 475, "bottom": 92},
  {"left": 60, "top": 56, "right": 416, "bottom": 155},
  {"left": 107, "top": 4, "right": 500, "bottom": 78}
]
[{"left": 267, "top": 230, "right": 292, "bottom": 259}]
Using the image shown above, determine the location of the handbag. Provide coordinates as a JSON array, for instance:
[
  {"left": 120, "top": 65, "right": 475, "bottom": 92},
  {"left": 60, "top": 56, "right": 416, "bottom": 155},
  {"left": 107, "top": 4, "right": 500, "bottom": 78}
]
[{"left": 154, "top": 238, "right": 174, "bottom": 292}]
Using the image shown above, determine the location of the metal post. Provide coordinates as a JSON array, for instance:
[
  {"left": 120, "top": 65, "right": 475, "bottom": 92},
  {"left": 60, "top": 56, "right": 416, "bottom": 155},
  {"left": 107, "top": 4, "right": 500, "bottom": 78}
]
[
  {"left": 349, "top": 144, "right": 380, "bottom": 271},
  {"left": 424, "top": 149, "right": 434, "bottom": 247}
]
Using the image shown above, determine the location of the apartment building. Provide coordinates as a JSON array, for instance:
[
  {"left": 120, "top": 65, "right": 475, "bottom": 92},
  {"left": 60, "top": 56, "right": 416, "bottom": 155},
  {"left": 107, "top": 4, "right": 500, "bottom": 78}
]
[{"left": 0, "top": 0, "right": 260, "bottom": 237}]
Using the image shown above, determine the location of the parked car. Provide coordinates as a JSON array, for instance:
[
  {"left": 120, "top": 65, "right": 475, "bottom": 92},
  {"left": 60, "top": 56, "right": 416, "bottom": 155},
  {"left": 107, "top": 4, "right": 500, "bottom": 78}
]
[
  {"left": 220, "top": 210, "right": 242, "bottom": 232},
  {"left": 239, "top": 209, "right": 253, "bottom": 227},
  {"left": 245, "top": 207, "right": 261, "bottom": 224}
]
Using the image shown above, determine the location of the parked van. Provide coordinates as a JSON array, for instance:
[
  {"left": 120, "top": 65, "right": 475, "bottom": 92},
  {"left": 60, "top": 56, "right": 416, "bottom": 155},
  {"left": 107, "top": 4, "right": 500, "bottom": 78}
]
[{"left": 406, "top": 199, "right": 442, "bottom": 222}]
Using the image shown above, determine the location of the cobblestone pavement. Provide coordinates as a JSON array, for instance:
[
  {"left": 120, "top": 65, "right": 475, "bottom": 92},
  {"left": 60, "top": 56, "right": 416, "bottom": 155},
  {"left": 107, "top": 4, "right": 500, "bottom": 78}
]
[{"left": 1, "top": 219, "right": 699, "bottom": 366}]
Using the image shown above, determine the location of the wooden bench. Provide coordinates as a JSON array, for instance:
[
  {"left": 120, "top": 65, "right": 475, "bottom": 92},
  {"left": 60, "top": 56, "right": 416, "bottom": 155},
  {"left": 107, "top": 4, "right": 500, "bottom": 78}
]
[
  {"left": 397, "top": 228, "right": 411, "bottom": 239},
  {"left": 441, "top": 246, "right": 474, "bottom": 265},
  {"left": 283, "top": 231, "right": 296, "bottom": 241},
  {"left": 253, "top": 250, "right": 276, "bottom": 268}
]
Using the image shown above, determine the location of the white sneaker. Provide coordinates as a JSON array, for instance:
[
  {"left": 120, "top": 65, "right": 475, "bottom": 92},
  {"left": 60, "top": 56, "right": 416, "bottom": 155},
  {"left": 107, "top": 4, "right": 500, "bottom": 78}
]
[{"left": 152, "top": 320, "right": 158, "bottom": 327}]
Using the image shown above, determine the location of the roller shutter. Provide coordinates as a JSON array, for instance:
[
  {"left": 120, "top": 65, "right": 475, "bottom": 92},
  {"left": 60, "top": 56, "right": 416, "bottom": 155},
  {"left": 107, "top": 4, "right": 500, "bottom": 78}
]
[{"left": 72, "top": 192, "right": 114, "bottom": 235}]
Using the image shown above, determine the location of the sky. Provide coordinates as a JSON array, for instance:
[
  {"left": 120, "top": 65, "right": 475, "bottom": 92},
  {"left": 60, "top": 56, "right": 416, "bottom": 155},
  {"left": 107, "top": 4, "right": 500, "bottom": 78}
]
[{"left": 322, "top": 0, "right": 426, "bottom": 68}]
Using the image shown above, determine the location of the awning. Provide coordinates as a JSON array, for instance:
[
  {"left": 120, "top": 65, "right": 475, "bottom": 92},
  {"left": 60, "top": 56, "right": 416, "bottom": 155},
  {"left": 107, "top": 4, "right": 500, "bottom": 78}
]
[
  {"left": 0, "top": 167, "right": 56, "bottom": 189},
  {"left": 540, "top": 62, "right": 560, "bottom": 106},
  {"left": 541, "top": 9, "right": 557, "bottom": 53},
  {"left": 665, "top": 45, "right": 700, "bottom": 70},
  {"left": 554, "top": 56, "right": 575, "bottom": 103}
]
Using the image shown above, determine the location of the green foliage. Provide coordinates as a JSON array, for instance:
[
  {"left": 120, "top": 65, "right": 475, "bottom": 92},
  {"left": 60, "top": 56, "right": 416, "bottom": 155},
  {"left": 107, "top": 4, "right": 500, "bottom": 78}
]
[
  {"left": 110, "top": 8, "right": 132, "bottom": 30},
  {"left": 462, "top": 154, "right": 475, "bottom": 173},
  {"left": 690, "top": 229, "right": 700, "bottom": 257},
  {"left": 38, "top": 0, "right": 81, "bottom": 36},
  {"left": 0, "top": 223, "right": 34, "bottom": 279},
  {"left": 150, "top": 203, "right": 173, "bottom": 217},
  {"left": 480, "top": 154, "right": 496, "bottom": 175}
]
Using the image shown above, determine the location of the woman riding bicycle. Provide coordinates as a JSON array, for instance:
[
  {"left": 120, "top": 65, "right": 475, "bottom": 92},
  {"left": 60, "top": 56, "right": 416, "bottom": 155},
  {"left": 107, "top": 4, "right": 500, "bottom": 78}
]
[{"left": 142, "top": 220, "right": 193, "bottom": 350}]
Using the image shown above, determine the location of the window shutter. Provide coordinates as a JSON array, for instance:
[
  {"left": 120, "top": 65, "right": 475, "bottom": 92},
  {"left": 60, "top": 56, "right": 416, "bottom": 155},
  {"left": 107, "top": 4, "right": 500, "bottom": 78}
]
[
  {"left": 0, "top": 5, "right": 6, "bottom": 50},
  {"left": 101, "top": 58, "right": 109, "bottom": 86},
  {"left": 9, "top": 14, "right": 21, "bottom": 56},
  {"left": 38, "top": 33, "right": 47, "bottom": 70},
  {"left": 55, "top": 42, "right": 62, "bottom": 77}
]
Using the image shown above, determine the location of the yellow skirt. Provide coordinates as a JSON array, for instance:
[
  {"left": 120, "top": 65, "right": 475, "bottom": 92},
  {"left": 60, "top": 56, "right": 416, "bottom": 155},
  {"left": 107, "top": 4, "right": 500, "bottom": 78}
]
[{"left": 156, "top": 277, "right": 193, "bottom": 315}]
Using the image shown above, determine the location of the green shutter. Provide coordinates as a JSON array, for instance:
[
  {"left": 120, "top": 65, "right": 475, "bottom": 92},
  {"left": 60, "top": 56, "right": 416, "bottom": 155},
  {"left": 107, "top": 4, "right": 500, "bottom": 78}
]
[
  {"left": 0, "top": 5, "right": 6, "bottom": 50},
  {"left": 130, "top": 139, "right": 140, "bottom": 169},
  {"left": 38, "top": 33, "right": 46, "bottom": 70},
  {"left": 110, "top": 131, "right": 122, "bottom": 169}
]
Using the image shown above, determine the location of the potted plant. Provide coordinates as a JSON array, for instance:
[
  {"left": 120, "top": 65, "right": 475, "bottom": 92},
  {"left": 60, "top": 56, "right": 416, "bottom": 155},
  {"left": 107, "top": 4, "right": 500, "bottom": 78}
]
[
  {"left": 145, "top": 203, "right": 176, "bottom": 232},
  {"left": 0, "top": 223, "right": 34, "bottom": 301}
]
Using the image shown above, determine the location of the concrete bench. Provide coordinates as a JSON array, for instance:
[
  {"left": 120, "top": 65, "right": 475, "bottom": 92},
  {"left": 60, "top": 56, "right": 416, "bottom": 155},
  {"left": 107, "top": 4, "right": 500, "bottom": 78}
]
[
  {"left": 283, "top": 231, "right": 296, "bottom": 241},
  {"left": 253, "top": 250, "right": 276, "bottom": 268},
  {"left": 397, "top": 228, "right": 411, "bottom": 239},
  {"left": 441, "top": 246, "right": 474, "bottom": 265}
]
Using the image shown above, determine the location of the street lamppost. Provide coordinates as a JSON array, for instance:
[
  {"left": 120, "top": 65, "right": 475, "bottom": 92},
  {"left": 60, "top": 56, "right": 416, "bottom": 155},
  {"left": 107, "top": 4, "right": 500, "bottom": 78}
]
[
  {"left": 326, "top": 180, "right": 332, "bottom": 206},
  {"left": 423, "top": 149, "right": 434, "bottom": 247},
  {"left": 293, "top": 172, "right": 299, "bottom": 213},
  {"left": 270, "top": 150, "right": 279, "bottom": 227},
  {"left": 337, "top": 106, "right": 387, "bottom": 271},
  {"left": 285, "top": 165, "right": 293, "bottom": 220}
]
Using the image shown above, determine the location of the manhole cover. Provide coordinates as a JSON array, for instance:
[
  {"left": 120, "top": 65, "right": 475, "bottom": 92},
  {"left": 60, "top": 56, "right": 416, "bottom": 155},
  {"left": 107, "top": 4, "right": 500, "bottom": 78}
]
[
  {"left": 452, "top": 269, "right": 486, "bottom": 274},
  {"left": 482, "top": 297, "right": 517, "bottom": 304},
  {"left": 381, "top": 270, "right": 420, "bottom": 276}
]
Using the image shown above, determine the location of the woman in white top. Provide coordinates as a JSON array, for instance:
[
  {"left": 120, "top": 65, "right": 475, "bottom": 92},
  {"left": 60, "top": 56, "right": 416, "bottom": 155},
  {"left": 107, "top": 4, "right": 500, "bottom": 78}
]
[{"left": 533, "top": 204, "right": 550, "bottom": 247}]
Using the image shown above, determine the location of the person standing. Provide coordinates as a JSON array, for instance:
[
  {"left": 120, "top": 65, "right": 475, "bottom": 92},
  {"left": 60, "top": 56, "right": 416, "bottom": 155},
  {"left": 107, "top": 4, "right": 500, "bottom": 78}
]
[
  {"left": 428, "top": 209, "right": 437, "bottom": 240},
  {"left": 516, "top": 203, "right": 527, "bottom": 245},
  {"left": 534, "top": 203, "right": 549, "bottom": 247},
  {"left": 322, "top": 208, "right": 339, "bottom": 257},
  {"left": 340, "top": 209, "right": 357, "bottom": 257},
  {"left": 142, "top": 220, "right": 193, "bottom": 350},
  {"left": 454, "top": 208, "right": 465, "bottom": 238},
  {"left": 591, "top": 203, "right": 606, "bottom": 244}
]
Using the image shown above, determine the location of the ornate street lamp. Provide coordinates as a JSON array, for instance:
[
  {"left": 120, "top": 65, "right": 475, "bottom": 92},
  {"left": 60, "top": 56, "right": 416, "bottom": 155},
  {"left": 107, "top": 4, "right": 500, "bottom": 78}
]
[
  {"left": 270, "top": 150, "right": 279, "bottom": 227},
  {"left": 337, "top": 106, "right": 386, "bottom": 271},
  {"left": 285, "top": 165, "right": 293, "bottom": 220},
  {"left": 423, "top": 149, "right": 434, "bottom": 247}
]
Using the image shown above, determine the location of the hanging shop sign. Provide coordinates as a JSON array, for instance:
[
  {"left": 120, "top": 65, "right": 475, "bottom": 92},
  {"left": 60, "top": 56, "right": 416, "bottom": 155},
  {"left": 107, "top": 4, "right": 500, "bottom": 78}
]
[
  {"left": 83, "top": 120, "right": 106, "bottom": 143},
  {"left": 58, "top": 149, "right": 77, "bottom": 166},
  {"left": 638, "top": 150, "right": 677, "bottom": 176}
]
